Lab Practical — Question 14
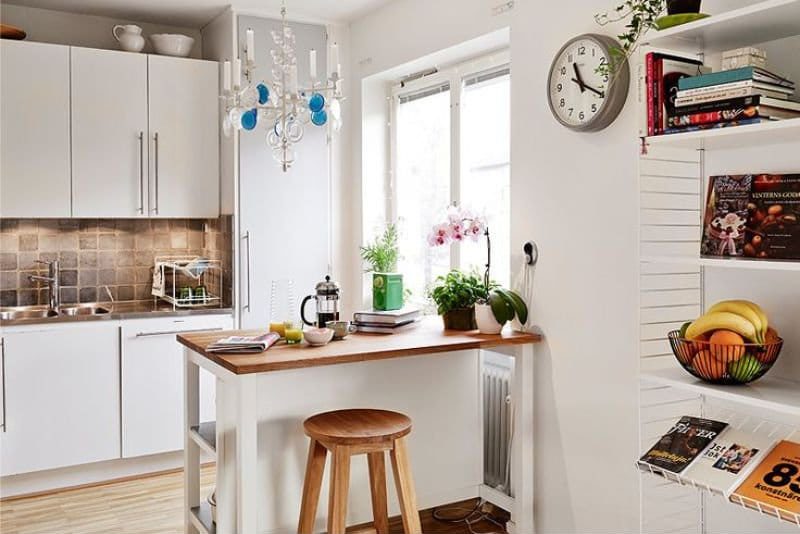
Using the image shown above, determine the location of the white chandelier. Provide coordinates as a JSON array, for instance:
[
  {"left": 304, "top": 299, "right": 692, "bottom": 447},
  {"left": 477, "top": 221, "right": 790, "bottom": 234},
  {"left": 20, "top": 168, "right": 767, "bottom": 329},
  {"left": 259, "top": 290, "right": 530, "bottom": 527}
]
[{"left": 220, "top": 2, "right": 343, "bottom": 172}]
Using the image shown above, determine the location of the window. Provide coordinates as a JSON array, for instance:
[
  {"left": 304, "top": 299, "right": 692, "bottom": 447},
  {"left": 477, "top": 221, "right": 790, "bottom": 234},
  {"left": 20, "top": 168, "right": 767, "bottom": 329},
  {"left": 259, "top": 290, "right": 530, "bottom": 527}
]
[{"left": 388, "top": 53, "right": 511, "bottom": 305}]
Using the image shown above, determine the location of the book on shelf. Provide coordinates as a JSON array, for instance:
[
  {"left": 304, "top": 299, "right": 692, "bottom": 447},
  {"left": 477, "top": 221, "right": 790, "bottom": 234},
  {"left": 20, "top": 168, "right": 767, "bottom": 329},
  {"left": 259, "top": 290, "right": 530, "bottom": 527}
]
[
  {"left": 206, "top": 332, "right": 280, "bottom": 353},
  {"left": 663, "top": 116, "right": 761, "bottom": 135},
  {"left": 641, "top": 51, "right": 706, "bottom": 136},
  {"left": 683, "top": 427, "right": 776, "bottom": 497},
  {"left": 701, "top": 174, "right": 800, "bottom": 261},
  {"left": 639, "top": 416, "right": 728, "bottom": 474},
  {"left": 667, "top": 105, "right": 759, "bottom": 129},
  {"left": 353, "top": 306, "right": 421, "bottom": 325},
  {"left": 730, "top": 440, "right": 800, "bottom": 522},
  {"left": 677, "top": 66, "right": 795, "bottom": 92},
  {"left": 672, "top": 95, "right": 760, "bottom": 115},
  {"left": 355, "top": 319, "right": 420, "bottom": 334},
  {"left": 676, "top": 83, "right": 793, "bottom": 107}
]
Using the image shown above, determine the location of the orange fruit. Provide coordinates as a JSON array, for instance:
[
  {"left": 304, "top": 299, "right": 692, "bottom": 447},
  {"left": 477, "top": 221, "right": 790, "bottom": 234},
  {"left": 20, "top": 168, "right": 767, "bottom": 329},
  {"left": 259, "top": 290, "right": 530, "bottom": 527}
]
[
  {"left": 692, "top": 350, "right": 725, "bottom": 380},
  {"left": 689, "top": 333, "right": 709, "bottom": 355},
  {"left": 709, "top": 330, "right": 746, "bottom": 362},
  {"left": 765, "top": 326, "right": 780, "bottom": 344}
]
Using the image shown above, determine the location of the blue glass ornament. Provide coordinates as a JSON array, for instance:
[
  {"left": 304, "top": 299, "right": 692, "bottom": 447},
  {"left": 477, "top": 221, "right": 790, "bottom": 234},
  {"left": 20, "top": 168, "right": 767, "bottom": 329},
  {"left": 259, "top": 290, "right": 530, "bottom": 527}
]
[
  {"left": 311, "top": 109, "right": 328, "bottom": 126},
  {"left": 308, "top": 92, "right": 325, "bottom": 113},
  {"left": 256, "top": 83, "right": 269, "bottom": 105},
  {"left": 241, "top": 109, "right": 258, "bottom": 131}
]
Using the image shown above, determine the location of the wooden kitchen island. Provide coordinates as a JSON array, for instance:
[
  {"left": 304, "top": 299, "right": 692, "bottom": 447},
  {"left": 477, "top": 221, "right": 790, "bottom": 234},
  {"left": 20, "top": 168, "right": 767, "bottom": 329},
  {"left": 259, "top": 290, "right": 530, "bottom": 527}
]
[{"left": 179, "top": 317, "right": 540, "bottom": 534}]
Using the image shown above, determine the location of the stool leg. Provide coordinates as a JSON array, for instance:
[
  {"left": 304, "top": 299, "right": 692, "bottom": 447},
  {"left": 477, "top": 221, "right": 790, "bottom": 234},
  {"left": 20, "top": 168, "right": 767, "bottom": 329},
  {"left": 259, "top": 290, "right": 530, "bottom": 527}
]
[
  {"left": 367, "top": 452, "right": 390, "bottom": 534},
  {"left": 298, "top": 439, "right": 327, "bottom": 534},
  {"left": 390, "top": 437, "right": 422, "bottom": 534},
  {"left": 327, "top": 445, "right": 351, "bottom": 534}
]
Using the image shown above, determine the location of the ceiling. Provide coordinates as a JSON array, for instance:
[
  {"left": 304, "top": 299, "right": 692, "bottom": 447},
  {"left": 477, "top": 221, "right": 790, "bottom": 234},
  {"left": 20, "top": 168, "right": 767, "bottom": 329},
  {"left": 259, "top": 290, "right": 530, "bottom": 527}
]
[{"left": 2, "top": 0, "right": 393, "bottom": 27}]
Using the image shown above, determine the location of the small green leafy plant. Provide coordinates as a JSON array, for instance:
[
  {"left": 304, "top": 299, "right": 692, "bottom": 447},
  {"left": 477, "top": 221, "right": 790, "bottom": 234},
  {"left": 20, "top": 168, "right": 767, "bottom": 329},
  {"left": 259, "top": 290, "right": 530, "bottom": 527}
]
[
  {"left": 428, "top": 270, "right": 487, "bottom": 315},
  {"left": 360, "top": 223, "right": 399, "bottom": 273},
  {"left": 482, "top": 287, "right": 529, "bottom": 325},
  {"left": 595, "top": 0, "right": 666, "bottom": 78}
]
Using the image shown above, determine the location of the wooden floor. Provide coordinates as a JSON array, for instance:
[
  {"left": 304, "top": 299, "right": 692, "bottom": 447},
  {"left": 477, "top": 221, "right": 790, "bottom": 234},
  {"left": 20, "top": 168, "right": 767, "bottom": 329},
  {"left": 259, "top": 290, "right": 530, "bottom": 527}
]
[{"left": 0, "top": 467, "right": 506, "bottom": 534}]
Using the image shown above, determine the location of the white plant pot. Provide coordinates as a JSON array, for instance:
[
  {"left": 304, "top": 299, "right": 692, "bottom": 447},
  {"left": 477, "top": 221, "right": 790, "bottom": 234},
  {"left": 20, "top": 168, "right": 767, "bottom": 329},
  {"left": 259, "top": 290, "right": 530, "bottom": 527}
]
[{"left": 475, "top": 303, "right": 504, "bottom": 334}]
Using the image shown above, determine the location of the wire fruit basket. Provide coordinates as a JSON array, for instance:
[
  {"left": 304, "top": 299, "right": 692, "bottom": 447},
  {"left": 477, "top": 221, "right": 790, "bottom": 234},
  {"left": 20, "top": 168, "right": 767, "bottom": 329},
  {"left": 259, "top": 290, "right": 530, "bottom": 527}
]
[{"left": 667, "top": 330, "right": 783, "bottom": 385}]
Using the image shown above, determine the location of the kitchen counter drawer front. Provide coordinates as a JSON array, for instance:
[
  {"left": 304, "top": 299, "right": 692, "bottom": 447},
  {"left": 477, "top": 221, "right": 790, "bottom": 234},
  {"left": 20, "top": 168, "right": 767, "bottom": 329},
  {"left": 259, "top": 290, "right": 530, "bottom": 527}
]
[
  {"left": 0, "top": 323, "right": 120, "bottom": 476},
  {"left": 121, "top": 315, "right": 231, "bottom": 458}
]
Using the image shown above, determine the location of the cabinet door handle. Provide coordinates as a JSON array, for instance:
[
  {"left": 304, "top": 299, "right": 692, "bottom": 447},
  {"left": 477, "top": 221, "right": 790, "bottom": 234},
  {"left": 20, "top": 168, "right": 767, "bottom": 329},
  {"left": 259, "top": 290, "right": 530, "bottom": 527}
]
[
  {"left": 138, "top": 132, "right": 145, "bottom": 214},
  {"left": 242, "top": 231, "right": 251, "bottom": 312},
  {"left": 135, "top": 327, "right": 223, "bottom": 338},
  {"left": 152, "top": 132, "right": 160, "bottom": 215},
  {"left": 1, "top": 338, "right": 6, "bottom": 433}
]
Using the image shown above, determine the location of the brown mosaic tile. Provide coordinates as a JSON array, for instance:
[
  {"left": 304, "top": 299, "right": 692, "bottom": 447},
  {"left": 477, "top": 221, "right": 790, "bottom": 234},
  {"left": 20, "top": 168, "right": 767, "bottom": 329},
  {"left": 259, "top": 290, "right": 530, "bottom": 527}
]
[
  {"left": 79, "top": 287, "right": 97, "bottom": 303},
  {"left": 19, "top": 234, "right": 38, "bottom": 251},
  {"left": 98, "top": 269, "right": 116, "bottom": 285},
  {"left": 79, "top": 251, "right": 98, "bottom": 268},
  {"left": 0, "top": 253, "right": 17, "bottom": 271},
  {"left": 60, "top": 270, "right": 78, "bottom": 287},
  {"left": 59, "top": 251, "right": 78, "bottom": 269},
  {"left": 117, "top": 285, "right": 134, "bottom": 301},
  {"left": 79, "top": 234, "right": 97, "bottom": 250},
  {"left": 18, "top": 289, "right": 38, "bottom": 306},
  {"left": 1, "top": 290, "right": 18, "bottom": 306},
  {"left": 79, "top": 269, "right": 97, "bottom": 287},
  {"left": 60, "top": 287, "right": 78, "bottom": 304}
]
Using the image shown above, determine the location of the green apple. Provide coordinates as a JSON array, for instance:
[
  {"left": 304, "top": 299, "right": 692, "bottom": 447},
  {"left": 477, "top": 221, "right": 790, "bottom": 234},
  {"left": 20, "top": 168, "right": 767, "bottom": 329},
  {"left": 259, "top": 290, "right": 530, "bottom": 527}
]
[{"left": 728, "top": 354, "right": 762, "bottom": 382}]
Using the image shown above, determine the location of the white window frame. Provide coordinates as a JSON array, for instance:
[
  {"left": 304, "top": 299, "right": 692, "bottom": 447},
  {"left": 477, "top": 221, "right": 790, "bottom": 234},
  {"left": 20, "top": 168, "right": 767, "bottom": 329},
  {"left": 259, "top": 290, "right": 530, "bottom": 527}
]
[{"left": 388, "top": 49, "right": 511, "bottom": 271}]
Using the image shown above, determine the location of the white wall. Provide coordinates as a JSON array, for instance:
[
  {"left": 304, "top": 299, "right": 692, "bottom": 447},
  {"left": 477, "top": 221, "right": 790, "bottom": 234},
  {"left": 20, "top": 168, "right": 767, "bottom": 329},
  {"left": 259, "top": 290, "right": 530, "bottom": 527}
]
[
  {"left": 349, "top": 1, "right": 641, "bottom": 532},
  {"left": 0, "top": 4, "right": 202, "bottom": 58}
]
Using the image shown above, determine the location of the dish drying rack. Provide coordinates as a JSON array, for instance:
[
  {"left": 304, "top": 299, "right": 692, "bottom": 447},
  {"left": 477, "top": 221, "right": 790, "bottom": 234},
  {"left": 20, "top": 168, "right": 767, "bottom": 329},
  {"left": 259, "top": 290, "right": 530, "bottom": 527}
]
[{"left": 152, "top": 256, "right": 223, "bottom": 309}]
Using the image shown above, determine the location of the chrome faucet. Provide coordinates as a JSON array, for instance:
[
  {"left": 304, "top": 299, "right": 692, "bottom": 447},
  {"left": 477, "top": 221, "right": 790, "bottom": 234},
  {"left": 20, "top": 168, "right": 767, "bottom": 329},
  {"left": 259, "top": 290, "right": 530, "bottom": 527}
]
[{"left": 29, "top": 260, "right": 60, "bottom": 312}]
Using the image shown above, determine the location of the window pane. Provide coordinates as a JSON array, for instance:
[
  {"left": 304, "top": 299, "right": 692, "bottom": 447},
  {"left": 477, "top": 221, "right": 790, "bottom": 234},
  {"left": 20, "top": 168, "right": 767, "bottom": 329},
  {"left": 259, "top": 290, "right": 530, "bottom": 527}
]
[
  {"left": 395, "top": 87, "right": 451, "bottom": 305},
  {"left": 460, "top": 72, "right": 510, "bottom": 288}
]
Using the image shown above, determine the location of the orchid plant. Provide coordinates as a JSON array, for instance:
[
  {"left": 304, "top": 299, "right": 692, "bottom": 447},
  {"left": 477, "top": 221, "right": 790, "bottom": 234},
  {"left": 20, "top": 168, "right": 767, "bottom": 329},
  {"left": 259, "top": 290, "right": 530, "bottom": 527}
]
[
  {"left": 427, "top": 205, "right": 528, "bottom": 327},
  {"left": 427, "top": 206, "right": 491, "bottom": 288}
]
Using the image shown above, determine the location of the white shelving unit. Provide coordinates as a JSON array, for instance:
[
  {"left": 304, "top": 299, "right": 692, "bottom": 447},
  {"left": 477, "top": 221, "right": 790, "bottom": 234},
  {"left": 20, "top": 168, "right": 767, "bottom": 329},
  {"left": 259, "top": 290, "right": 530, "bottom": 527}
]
[{"left": 637, "top": 2, "right": 800, "bottom": 532}]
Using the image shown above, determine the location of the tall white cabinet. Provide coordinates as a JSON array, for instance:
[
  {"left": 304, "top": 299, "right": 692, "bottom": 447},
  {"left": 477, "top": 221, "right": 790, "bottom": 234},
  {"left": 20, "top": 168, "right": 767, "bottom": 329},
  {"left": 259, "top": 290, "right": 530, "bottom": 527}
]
[
  {"left": 637, "top": 3, "right": 800, "bottom": 534},
  {"left": 148, "top": 56, "right": 220, "bottom": 218},
  {"left": 0, "top": 41, "right": 72, "bottom": 217},
  {"left": 71, "top": 48, "right": 149, "bottom": 217},
  {"left": 237, "top": 16, "right": 330, "bottom": 329}
]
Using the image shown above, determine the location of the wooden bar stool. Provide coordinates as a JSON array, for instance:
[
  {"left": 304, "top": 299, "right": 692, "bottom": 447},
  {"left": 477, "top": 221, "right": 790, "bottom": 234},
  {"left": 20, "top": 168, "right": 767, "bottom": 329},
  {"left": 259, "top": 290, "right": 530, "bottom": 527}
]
[{"left": 297, "top": 408, "right": 422, "bottom": 534}]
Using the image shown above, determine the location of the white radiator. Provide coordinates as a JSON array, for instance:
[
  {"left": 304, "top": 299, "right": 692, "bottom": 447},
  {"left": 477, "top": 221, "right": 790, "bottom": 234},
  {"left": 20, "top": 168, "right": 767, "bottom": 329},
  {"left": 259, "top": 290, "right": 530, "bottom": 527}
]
[{"left": 483, "top": 352, "right": 514, "bottom": 495}]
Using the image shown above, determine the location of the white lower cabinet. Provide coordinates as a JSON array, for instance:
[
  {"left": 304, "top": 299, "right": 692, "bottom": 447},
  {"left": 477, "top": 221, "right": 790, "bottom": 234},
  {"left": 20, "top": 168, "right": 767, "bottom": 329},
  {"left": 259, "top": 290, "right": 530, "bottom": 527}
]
[
  {"left": 121, "top": 315, "right": 231, "bottom": 458},
  {"left": 0, "top": 324, "right": 120, "bottom": 476}
]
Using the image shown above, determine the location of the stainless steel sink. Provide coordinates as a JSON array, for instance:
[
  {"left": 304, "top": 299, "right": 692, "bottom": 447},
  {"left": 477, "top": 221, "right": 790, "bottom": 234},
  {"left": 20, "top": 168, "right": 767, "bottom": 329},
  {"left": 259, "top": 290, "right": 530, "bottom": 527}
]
[
  {"left": 59, "top": 304, "right": 111, "bottom": 316},
  {"left": 0, "top": 303, "right": 112, "bottom": 321},
  {"left": 0, "top": 306, "right": 60, "bottom": 321}
]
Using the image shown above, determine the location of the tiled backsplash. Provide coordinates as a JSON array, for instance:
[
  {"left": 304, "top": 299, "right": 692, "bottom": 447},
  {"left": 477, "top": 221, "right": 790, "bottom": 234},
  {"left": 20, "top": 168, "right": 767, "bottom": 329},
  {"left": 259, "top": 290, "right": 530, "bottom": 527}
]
[{"left": 0, "top": 217, "right": 232, "bottom": 307}]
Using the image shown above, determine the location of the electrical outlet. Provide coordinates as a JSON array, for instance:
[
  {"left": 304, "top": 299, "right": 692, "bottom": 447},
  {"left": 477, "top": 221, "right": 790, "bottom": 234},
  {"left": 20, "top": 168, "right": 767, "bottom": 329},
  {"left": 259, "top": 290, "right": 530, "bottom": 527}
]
[{"left": 492, "top": 0, "right": 514, "bottom": 16}]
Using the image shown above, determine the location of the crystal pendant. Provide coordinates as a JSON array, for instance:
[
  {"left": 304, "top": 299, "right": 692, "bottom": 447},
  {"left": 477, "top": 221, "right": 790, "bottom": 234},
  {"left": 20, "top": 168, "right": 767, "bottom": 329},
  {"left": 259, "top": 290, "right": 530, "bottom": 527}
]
[
  {"left": 308, "top": 93, "right": 325, "bottom": 113},
  {"left": 311, "top": 109, "right": 328, "bottom": 126},
  {"left": 228, "top": 108, "right": 244, "bottom": 130},
  {"left": 241, "top": 109, "right": 258, "bottom": 131},
  {"left": 239, "top": 86, "right": 258, "bottom": 108},
  {"left": 256, "top": 83, "right": 270, "bottom": 105}
]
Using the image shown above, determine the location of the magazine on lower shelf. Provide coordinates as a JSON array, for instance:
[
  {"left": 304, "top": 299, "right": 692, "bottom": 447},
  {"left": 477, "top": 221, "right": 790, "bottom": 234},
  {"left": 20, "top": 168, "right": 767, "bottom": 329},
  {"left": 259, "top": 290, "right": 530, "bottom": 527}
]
[
  {"left": 639, "top": 416, "right": 728, "bottom": 474},
  {"left": 730, "top": 440, "right": 800, "bottom": 522},
  {"left": 682, "top": 427, "right": 776, "bottom": 496}
]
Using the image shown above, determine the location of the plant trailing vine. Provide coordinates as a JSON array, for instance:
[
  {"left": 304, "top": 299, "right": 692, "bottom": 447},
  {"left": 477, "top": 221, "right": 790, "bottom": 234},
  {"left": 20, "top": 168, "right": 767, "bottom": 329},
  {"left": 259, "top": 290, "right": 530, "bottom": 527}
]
[{"left": 595, "top": 0, "right": 666, "bottom": 78}]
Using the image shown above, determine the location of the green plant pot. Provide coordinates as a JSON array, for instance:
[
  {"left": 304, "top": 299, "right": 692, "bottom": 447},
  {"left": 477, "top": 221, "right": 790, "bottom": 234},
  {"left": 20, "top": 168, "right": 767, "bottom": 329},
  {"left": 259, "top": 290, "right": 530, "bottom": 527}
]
[
  {"left": 372, "top": 273, "right": 403, "bottom": 311},
  {"left": 442, "top": 307, "right": 477, "bottom": 331}
]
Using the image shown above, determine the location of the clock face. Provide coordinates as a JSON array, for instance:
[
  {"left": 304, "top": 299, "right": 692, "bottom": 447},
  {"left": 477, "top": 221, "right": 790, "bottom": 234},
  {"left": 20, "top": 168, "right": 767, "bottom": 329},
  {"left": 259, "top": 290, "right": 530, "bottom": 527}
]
[{"left": 547, "top": 34, "right": 629, "bottom": 132}]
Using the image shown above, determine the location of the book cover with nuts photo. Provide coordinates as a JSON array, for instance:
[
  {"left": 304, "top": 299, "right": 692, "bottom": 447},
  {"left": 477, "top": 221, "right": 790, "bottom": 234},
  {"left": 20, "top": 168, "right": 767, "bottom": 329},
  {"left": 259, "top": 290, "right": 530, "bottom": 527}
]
[
  {"left": 639, "top": 416, "right": 728, "bottom": 474},
  {"left": 702, "top": 174, "right": 800, "bottom": 260}
]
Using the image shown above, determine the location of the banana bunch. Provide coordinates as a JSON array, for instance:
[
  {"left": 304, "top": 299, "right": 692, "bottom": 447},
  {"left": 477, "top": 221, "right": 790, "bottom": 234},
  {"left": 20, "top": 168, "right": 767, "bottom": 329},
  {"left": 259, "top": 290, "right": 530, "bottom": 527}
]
[{"left": 683, "top": 300, "right": 768, "bottom": 344}]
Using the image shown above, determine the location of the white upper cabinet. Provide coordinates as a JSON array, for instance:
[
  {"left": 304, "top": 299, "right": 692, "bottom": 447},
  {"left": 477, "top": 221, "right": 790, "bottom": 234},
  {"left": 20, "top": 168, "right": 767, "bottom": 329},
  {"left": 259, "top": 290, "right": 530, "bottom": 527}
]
[
  {"left": 0, "top": 41, "right": 71, "bottom": 217},
  {"left": 148, "top": 56, "right": 219, "bottom": 218},
  {"left": 71, "top": 48, "right": 149, "bottom": 217}
]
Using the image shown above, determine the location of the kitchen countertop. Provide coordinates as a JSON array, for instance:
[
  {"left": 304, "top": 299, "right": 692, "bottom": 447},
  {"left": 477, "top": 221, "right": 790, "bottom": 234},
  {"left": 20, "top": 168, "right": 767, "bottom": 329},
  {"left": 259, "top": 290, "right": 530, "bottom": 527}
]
[
  {"left": 178, "top": 316, "right": 542, "bottom": 374},
  {"left": 1, "top": 300, "right": 233, "bottom": 327}
]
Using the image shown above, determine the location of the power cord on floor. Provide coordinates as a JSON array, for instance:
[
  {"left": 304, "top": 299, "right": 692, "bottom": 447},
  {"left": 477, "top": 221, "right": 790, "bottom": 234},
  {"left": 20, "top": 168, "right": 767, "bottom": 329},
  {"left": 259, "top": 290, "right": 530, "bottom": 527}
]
[{"left": 432, "top": 499, "right": 507, "bottom": 534}]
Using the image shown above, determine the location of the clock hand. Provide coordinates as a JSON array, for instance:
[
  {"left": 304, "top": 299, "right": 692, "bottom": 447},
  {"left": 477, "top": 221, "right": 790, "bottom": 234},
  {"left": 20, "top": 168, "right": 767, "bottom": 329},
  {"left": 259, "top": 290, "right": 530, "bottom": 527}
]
[
  {"left": 572, "top": 63, "right": 586, "bottom": 93},
  {"left": 582, "top": 83, "right": 606, "bottom": 98}
]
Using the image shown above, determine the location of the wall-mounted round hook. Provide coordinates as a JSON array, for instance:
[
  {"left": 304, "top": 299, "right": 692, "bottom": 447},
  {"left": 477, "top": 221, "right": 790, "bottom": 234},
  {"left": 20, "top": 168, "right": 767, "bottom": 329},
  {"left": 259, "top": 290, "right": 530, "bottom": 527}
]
[{"left": 523, "top": 241, "right": 538, "bottom": 266}]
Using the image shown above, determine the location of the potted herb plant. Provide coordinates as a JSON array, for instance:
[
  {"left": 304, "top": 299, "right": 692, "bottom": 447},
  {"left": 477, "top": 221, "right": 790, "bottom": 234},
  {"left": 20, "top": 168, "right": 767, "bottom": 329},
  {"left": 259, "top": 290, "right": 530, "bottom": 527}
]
[
  {"left": 428, "top": 270, "right": 484, "bottom": 330},
  {"left": 427, "top": 207, "right": 529, "bottom": 333},
  {"left": 595, "top": 0, "right": 703, "bottom": 78},
  {"left": 360, "top": 223, "right": 403, "bottom": 311}
]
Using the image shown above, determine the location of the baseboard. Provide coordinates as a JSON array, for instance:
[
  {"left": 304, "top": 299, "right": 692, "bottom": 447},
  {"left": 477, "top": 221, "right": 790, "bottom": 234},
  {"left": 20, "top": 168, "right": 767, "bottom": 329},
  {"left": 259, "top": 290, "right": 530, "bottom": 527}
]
[{"left": 0, "top": 450, "right": 214, "bottom": 500}]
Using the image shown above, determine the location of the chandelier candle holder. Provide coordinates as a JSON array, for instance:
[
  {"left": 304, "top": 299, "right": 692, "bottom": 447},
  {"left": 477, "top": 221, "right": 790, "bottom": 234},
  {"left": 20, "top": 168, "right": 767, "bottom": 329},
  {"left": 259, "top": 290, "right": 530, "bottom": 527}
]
[{"left": 220, "top": 4, "right": 343, "bottom": 171}]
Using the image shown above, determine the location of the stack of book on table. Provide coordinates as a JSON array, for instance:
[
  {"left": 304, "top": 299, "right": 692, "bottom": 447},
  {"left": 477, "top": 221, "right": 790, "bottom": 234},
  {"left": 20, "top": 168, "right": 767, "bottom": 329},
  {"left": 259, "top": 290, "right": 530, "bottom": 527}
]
[
  {"left": 353, "top": 306, "right": 421, "bottom": 334},
  {"left": 666, "top": 66, "right": 799, "bottom": 134}
]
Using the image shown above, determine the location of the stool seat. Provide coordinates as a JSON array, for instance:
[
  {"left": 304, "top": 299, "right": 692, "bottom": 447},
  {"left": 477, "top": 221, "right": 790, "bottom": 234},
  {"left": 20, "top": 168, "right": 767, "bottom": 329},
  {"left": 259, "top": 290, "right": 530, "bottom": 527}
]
[
  {"left": 303, "top": 408, "right": 412, "bottom": 445},
  {"left": 298, "top": 408, "right": 421, "bottom": 534}
]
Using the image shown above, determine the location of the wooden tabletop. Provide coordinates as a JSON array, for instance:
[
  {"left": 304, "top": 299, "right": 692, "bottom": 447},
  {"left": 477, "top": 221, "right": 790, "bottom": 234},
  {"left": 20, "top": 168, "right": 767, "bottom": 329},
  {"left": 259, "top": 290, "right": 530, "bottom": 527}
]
[{"left": 177, "top": 316, "right": 541, "bottom": 375}]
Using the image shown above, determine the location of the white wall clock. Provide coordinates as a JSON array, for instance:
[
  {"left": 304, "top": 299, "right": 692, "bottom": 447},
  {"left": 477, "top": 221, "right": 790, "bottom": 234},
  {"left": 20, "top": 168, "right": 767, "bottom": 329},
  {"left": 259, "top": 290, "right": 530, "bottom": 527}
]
[{"left": 547, "top": 33, "right": 630, "bottom": 132}]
